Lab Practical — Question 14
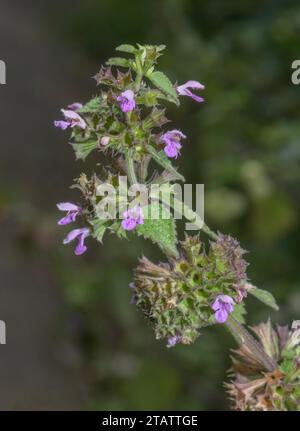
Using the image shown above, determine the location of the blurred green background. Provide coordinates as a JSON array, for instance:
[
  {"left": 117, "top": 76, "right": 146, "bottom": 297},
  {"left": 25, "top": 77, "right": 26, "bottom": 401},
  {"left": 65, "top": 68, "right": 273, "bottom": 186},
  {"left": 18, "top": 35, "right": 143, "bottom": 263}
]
[{"left": 0, "top": 0, "right": 300, "bottom": 410}]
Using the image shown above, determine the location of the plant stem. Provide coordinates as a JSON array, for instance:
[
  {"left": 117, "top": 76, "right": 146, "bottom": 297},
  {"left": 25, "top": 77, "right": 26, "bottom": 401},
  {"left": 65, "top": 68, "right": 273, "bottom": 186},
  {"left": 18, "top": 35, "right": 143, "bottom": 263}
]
[
  {"left": 125, "top": 150, "right": 138, "bottom": 185},
  {"left": 168, "top": 196, "right": 218, "bottom": 241},
  {"left": 225, "top": 315, "right": 278, "bottom": 372},
  {"left": 134, "top": 70, "right": 143, "bottom": 92}
]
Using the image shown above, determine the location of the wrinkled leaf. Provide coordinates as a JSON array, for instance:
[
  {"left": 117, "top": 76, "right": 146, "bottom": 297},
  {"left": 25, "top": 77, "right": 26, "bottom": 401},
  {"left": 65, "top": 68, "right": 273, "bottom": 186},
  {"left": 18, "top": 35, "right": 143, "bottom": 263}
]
[
  {"left": 71, "top": 139, "right": 98, "bottom": 161},
  {"left": 136, "top": 203, "right": 178, "bottom": 257}
]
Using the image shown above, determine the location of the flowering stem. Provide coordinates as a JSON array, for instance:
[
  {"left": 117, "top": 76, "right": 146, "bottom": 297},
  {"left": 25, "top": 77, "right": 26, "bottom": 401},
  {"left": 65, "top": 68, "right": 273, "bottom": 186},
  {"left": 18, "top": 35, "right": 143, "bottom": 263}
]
[{"left": 225, "top": 315, "right": 277, "bottom": 372}]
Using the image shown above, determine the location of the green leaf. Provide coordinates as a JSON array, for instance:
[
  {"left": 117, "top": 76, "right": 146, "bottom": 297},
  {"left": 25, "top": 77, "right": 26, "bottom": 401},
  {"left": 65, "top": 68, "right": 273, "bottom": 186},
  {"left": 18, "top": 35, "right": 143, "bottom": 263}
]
[
  {"left": 78, "top": 97, "right": 101, "bottom": 113},
  {"left": 116, "top": 44, "right": 136, "bottom": 54},
  {"left": 136, "top": 203, "right": 178, "bottom": 257},
  {"left": 71, "top": 139, "right": 98, "bottom": 161},
  {"left": 147, "top": 71, "right": 179, "bottom": 104},
  {"left": 109, "top": 221, "right": 128, "bottom": 240},
  {"left": 146, "top": 144, "right": 185, "bottom": 182},
  {"left": 249, "top": 287, "right": 279, "bottom": 311},
  {"left": 106, "top": 57, "right": 130, "bottom": 68},
  {"left": 231, "top": 302, "right": 247, "bottom": 324},
  {"left": 90, "top": 218, "right": 108, "bottom": 243}
]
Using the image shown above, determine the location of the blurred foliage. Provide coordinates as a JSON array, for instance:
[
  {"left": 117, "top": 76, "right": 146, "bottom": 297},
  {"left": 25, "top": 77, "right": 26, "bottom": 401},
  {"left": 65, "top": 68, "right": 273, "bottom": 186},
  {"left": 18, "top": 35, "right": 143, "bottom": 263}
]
[{"left": 34, "top": 0, "right": 300, "bottom": 410}]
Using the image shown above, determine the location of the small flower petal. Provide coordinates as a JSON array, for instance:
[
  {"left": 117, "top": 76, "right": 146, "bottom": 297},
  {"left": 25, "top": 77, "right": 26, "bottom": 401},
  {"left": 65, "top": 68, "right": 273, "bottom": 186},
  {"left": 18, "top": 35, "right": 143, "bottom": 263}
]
[
  {"left": 57, "top": 202, "right": 80, "bottom": 212},
  {"left": 121, "top": 206, "right": 144, "bottom": 231},
  {"left": 215, "top": 309, "right": 228, "bottom": 323},
  {"left": 63, "top": 228, "right": 83, "bottom": 244},
  {"left": 121, "top": 218, "right": 137, "bottom": 231},
  {"left": 67, "top": 102, "right": 83, "bottom": 111},
  {"left": 54, "top": 120, "right": 70, "bottom": 130},
  {"left": 177, "top": 80, "right": 205, "bottom": 103},
  {"left": 117, "top": 90, "right": 136, "bottom": 113},
  {"left": 160, "top": 130, "right": 186, "bottom": 158},
  {"left": 167, "top": 335, "right": 181, "bottom": 347}
]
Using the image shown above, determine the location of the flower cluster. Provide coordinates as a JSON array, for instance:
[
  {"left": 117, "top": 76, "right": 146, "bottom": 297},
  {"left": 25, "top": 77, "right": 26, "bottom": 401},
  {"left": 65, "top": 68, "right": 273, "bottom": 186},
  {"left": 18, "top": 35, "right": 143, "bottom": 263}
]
[
  {"left": 57, "top": 202, "right": 90, "bottom": 255},
  {"left": 227, "top": 319, "right": 300, "bottom": 411},
  {"left": 54, "top": 44, "right": 289, "bottom": 410},
  {"left": 54, "top": 44, "right": 282, "bottom": 410},
  {"left": 131, "top": 234, "right": 248, "bottom": 346},
  {"left": 54, "top": 44, "right": 204, "bottom": 256}
]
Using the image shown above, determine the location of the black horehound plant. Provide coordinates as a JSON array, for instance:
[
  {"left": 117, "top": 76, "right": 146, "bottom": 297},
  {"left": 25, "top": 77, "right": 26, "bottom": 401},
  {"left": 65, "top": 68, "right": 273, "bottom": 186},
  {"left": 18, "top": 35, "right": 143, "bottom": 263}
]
[{"left": 55, "top": 44, "right": 300, "bottom": 411}]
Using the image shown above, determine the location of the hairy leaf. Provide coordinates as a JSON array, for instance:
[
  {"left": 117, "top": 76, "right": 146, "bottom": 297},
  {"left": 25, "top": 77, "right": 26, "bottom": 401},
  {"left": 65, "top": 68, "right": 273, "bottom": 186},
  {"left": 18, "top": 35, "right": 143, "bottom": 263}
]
[
  {"left": 249, "top": 287, "right": 279, "bottom": 311},
  {"left": 136, "top": 203, "right": 178, "bottom": 257},
  {"left": 71, "top": 139, "right": 98, "bottom": 161},
  {"left": 91, "top": 218, "right": 108, "bottom": 243},
  {"left": 148, "top": 71, "right": 179, "bottom": 105}
]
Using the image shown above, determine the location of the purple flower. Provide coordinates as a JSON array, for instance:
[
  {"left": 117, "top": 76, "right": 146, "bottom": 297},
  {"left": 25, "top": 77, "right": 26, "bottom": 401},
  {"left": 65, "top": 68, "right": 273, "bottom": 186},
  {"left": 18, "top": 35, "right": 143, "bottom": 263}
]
[
  {"left": 160, "top": 129, "right": 186, "bottom": 159},
  {"left": 121, "top": 206, "right": 144, "bottom": 231},
  {"left": 212, "top": 295, "right": 235, "bottom": 323},
  {"left": 177, "top": 80, "right": 205, "bottom": 103},
  {"left": 67, "top": 102, "right": 83, "bottom": 111},
  {"left": 117, "top": 90, "right": 136, "bottom": 112},
  {"left": 167, "top": 335, "right": 181, "bottom": 348},
  {"left": 57, "top": 202, "right": 81, "bottom": 226},
  {"left": 54, "top": 109, "right": 86, "bottom": 130},
  {"left": 63, "top": 228, "right": 90, "bottom": 256}
]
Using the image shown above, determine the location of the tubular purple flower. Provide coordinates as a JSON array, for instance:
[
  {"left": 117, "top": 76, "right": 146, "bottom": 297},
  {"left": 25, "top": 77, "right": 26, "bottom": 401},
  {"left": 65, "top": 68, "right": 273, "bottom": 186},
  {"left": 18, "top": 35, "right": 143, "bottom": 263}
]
[
  {"left": 57, "top": 202, "right": 81, "bottom": 226},
  {"left": 177, "top": 80, "right": 205, "bottom": 103},
  {"left": 54, "top": 109, "right": 87, "bottom": 130},
  {"left": 67, "top": 102, "right": 83, "bottom": 111},
  {"left": 63, "top": 227, "right": 90, "bottom": 256},
  {"left": 212, "top": 295, "right": 235, "bottom": 323},
  {"left": 121, "top": 206, "right": 144, "bottom": 231},
  {"left": 117, "top": 89, "right": 136, "bottom": 112},
  {"left": 160, "top": 129, "right": 186, "bottom": 159},
  {"left": 167, "top": 335, "right": 181, "bottom": 348}
]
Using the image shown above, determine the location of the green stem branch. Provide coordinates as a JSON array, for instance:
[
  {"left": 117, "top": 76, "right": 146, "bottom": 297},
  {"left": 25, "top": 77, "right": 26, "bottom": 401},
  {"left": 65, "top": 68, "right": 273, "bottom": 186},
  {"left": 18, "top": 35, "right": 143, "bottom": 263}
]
[{"left": 125, "top": 150, "right": 138, "bottom": 185}]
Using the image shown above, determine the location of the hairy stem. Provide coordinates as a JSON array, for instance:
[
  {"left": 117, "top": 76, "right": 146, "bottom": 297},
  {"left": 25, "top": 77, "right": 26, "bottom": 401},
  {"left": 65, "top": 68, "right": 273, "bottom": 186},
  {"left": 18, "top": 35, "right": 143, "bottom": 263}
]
[
  {"left": 225, "top": 315, "right": 278, "bottom": 372},
  {"left": 163, "top": 195, "right": 218, "bottom": 241},
  {"left": 125, "top": 150, "right": 138, "bottom": 185}
]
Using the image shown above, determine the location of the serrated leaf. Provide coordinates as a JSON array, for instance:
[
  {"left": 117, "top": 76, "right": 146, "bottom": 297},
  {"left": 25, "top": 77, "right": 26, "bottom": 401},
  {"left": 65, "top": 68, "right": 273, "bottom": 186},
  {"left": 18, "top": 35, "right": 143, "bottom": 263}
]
[
  {"left": 90, "top": 218, "right": 108, "bottom": 243},
  {"left": 136, "top": 203, "right": 178, "bottom": 257},
  {"left": 148, "top": 71, "right": 179, "bottom": 104},
  {"left": 71, "top": 139, "right": 98, "bottom": 161},
  {"left": 116, "top": 44, "right": 136, "bottom": 54},
  {"left": 231, "top": 302, "right": 247, "bottom": 324},
  {"left": 249, "top": 287, "right": 279, "bottom": 311},
  {"left": 146, "top": 144, "right": 185, "bottom": 182},
  {"left": 110, "top": 221, "right": 128, "bottom": 239},
  {"left": 106, "top": 57, "right": 130, "bottom": 68}
]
